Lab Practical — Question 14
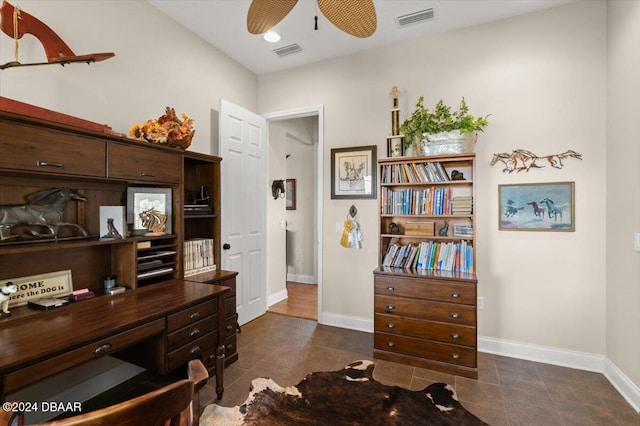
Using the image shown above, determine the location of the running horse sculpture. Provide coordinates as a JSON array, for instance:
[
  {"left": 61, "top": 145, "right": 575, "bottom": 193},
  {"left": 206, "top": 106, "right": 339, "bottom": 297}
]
[
  {"left": 0, "top": 188, "right": 89, "bottom": 240},
  {"left": 491, "top": 149, "right": 582, "bottom": 173}
]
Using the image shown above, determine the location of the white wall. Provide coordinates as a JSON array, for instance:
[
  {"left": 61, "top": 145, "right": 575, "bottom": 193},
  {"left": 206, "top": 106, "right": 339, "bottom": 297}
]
[
  {"left": 258, "top": 1, "right": 609, "bottom": 350},
  {"left": 606, "top": 0, "right": 640, "bottom": 397},
  {"left": 0, "top": 0, "right": 258, "bottom": 155},
  {"left": 285, "top": 118, "right": 316, "bottom": 282}
]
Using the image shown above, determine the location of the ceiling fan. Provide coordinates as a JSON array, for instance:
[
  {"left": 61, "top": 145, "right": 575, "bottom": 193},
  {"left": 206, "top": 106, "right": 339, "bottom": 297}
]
[{"left": 247, "top": 0, "right": 377, "bottom": 38}]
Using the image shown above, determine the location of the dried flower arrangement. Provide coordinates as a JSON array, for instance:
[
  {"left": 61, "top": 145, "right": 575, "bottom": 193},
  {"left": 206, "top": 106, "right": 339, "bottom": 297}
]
[{"left": 129, "top": 107, "right": 195, "bottom": 149}]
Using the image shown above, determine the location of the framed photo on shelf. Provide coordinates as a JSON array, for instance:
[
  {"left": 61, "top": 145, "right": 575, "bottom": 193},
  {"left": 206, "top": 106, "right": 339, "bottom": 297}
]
[
  {"left": 286, "top": 179, "right": 296, "bottom": 210},
  {"left": 330, "top": 145, "right": 377, "bottom": 199},
  {"left": 498, "top": 181, "right": 574, "bottom": 232},
  {"left": 127, "top": 187, "right": 172, "bottom": 235}
]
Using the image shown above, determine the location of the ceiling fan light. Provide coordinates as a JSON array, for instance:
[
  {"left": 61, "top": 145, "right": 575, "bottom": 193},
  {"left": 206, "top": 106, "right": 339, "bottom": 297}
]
[{"left": 264, "top": 30, "right": 281, "bottom": 43}]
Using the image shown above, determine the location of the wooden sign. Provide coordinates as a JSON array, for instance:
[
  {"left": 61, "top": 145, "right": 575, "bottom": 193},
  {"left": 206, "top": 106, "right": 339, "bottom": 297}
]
[{"left": 3, "top": 270, "right": 73, "bottom": 307}]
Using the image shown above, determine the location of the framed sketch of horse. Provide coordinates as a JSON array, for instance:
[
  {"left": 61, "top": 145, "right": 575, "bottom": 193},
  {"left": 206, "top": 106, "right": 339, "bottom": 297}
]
[
  {"left": 330, "top": 145, "right": 377, "bottom": 199},
  {"left": 127, "top": 187, "right": 172, "bottom": 235},
  {"left": 498, "top": 182, "right": 575, "bottom": 231}
]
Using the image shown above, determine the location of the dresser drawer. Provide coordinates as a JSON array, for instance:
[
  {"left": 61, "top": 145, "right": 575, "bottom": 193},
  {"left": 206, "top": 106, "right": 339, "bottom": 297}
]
[
  {"left": 375, "top": 275, "right": 476, "bottom": 305},
  {"left": 4, "top": 319, "right": 164, "bottom": 394},
  {"left": 0, "top": 120, "right": 106, "bottom": 177},
  {"left": 222, "top": 333, "right": 237, "bottom": 358},
  {"left": 167, "top": 331, "right": 217, "bottom": 372},
  {"left": 167, "top": 315, "right": 216, "bottom": 349},
  {"left": 375, "top": 295, "right": 476, "bottom": 326},
  {"left": 224, "top": 315, "right": 238, "bottom": 339},
  {"left": 167, "top": 300, "right": 217, "bottom": 332},
  {"left": 107, "top": 142, "right": 181, "bottom": 183},
  {"left": 375, "top": 313, "right": 476, "bottom": 346},
  {"left": 374, "top": 332, "right": 476, "bottom": 368},
  {"left": 225, "top": 295, "right": 236, "bottom": 319}
]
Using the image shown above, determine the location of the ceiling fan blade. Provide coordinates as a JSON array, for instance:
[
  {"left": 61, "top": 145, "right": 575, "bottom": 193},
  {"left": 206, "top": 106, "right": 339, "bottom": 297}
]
[
  {"left": 317, "top": 0, "right": 376, "bottom": 38},
  {"left": 247, "top": 0, "right": 298, "bottom": 34}
]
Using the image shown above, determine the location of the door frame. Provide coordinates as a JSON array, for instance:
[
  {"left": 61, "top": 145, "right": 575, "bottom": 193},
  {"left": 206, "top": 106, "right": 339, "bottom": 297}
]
[{"left": 263, "top": 105, "right": 324, "bottom": 324}]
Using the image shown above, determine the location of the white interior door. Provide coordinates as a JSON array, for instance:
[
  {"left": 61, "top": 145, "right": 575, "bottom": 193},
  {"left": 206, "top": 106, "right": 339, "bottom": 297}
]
[{"left": 219, "top": 99, "right": 267, "bottom": 325}]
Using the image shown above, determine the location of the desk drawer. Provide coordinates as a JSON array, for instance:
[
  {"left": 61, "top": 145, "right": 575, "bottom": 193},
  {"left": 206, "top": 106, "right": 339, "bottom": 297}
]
[
  {"left": 167, "top": 316, "right": 216, "bottom": 349},
  {"left": 3, "top": 319, "right": 164, "bottom": 394},
  {"left": 167, "top": 300, "right": 217, "bottom": 332},
  {"left": 167, "top": 331, "right": 217, "bottom": 372}
]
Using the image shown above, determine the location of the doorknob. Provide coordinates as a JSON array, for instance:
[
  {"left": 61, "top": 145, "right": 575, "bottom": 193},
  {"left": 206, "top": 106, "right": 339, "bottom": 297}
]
[{"left": 223, "top": 243, "right": 231, "bottom": 250}]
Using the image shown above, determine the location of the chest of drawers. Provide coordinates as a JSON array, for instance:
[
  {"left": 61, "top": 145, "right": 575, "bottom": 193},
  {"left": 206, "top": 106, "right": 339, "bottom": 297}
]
[{"left": 373, "top": 269, "right": 478, "bottom": 379}]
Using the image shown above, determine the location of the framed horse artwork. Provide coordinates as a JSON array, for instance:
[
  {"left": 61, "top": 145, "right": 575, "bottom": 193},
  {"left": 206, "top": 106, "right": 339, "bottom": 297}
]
[
  {"left": 127, "top": 187, "right": 173, "bottom": 236},
  {"left": 498, "top": 182, "right": 575, "bottom": 232}
]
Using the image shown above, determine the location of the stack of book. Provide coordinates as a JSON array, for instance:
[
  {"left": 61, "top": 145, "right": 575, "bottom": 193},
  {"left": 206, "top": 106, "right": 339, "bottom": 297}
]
[
  {"left": 184, "top": 204, "right": 213, "bottom": 214},
  {"left": 184, "top": 238, "right": 216, "bottom": 276},
  {"left": 451, "top": 196, "right": 473, "bottom": 215}
]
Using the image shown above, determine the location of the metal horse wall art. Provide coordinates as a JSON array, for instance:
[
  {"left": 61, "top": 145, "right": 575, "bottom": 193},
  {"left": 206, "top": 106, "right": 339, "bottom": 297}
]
[
  {"left": 490, "top": 149, "right": 582, "bottom": 173},
  {"left": 0, "top": 187, "right": 89, "bottom": 241}
]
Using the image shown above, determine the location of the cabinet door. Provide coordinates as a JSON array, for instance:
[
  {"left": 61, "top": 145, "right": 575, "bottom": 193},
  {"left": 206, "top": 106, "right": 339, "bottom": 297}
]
[
  {"left": 108, "top": 142, "right": 181, "bottom": 183},
  {"left": 0, "top": 121, "right": 106, "bottom": 177}
]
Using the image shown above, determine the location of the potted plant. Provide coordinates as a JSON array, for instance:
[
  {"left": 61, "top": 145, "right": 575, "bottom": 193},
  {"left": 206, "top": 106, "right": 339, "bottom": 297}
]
[{"left": 400, "top": 96, "right": 489, "bottom": 156}]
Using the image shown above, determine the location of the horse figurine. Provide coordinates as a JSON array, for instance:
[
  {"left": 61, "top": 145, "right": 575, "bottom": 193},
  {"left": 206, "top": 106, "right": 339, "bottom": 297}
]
[
  {"left": 527, "top": 201, "right": 546, "bottom": 219},
  {"left": 139, "top": 208, "right": 167, "bottom": 236},
  {"left": 0, "top": 188, "right": 89, "bottom": 240},
  {"left": 1, "top": 282, "right": 17, "bottom": 317},
  {"left": 539, "top": 197, "right": 567, "bottom": 221}
]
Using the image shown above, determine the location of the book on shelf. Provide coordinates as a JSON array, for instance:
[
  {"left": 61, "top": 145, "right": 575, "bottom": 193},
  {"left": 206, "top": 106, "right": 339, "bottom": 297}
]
[
  {"left": 184, "top": 204, "right": 213, "bottom": 214},
  {"left": 382, "top": 240, "right": 474, "bottom": 273},
  {"left": 184, "top": 238, "right": 216, "bottom": 275}
]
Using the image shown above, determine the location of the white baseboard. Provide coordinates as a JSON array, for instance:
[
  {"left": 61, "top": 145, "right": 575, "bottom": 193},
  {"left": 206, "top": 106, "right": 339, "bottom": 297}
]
[
  {"left": 478, "top": 336, "right": 605, "bottom": 372},
  {"left": 604, "top": 357, "right": 640, "bottom": 412},
  {"left": 268, "top": 289, "right": 288, "bottom": 307},
  {"left": 286, "top": 273, "right": 316, "bottom": 284},
  {"left": 320, "top": 312, "right": 373, "bottom": 333}
]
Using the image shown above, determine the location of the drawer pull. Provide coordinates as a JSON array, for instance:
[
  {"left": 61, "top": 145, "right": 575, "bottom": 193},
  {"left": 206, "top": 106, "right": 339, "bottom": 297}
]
[
  {"left": 387, "top": 323, "right": 395, "bottom": 329},
  {"left": 226, "top": 344, "right": 234, "bottom": 352},
  {"left": 207, "top": 353, "right": 216, "bottom": 361},
  {"left": 189, "top": 346, "right": 201, "bottom": 355},
  {"left": 93, "top": 343, "right": 112, "bottom": 355},
  {"left": 451, "top": 292, "right": 461, "bottom": 298},
  {"left": 37, "top": 160, "right": 64, "bottom": 168},
  {"left": 189, "top": 328, "right": 201, "bottom": 338},
  {"left": 451, "top": 353, "right": 460, "bottom": 360},
  {"left": 387, "top": 341, "right": 395, "bottom": 347},
  {"left": 226, "top": 325, "right": 234, "bottom": 331},
  {"left": 450, "top": 312, "right": 460, "bottom": 319},
  {"left": 451, "top": 332, "right": 461, "bottom": 339},
  {"left": 139, "top": 172, "right": 156, "bottom": 177},
  {"left": 189, "top": 311, "right": 201, "bottom": 320},
  {"left": 386, "top": 286, "right": 395, "bottom": 291},
  {"left": 386, "top": 305, "right": 395, "bottom": 311}
]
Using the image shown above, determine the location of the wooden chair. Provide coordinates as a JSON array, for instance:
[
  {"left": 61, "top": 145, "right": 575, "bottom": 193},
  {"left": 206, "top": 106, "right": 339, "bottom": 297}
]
[{"left": 0, "top": 359, "right": 209, "bottom": 426}]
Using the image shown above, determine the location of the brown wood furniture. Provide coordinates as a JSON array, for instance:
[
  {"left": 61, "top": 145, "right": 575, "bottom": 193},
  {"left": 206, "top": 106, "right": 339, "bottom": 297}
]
[
  {"left": 374, "top": 154, "right": 478, "bottom": 379},
  {"left": 0, "top": 359, "right": 208, "bottom": 426},
  {"left": 0, "top": 280, "right": 228, "bottom": 402},
  {"left": 0, "top": 107, "right": 239, "bottom": 401},
  {"left": 184, "top": 270, "right": 239, "bottom": 367}
]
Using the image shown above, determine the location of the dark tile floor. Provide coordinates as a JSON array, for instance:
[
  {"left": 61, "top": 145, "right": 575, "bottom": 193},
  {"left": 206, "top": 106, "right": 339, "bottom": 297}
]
[{"left": 200, "top": 313, "right": 640, "bottom": 425}]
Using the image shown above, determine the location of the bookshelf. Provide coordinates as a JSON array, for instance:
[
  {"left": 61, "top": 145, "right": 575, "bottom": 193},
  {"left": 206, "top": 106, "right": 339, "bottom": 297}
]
[{"left": 374, "top": 153, "right": 478, "bottom": 379}]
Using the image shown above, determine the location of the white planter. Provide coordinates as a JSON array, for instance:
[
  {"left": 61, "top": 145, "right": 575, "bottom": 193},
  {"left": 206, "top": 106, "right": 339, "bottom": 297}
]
[{"left": 420, "top": 130, "right": 477, "bottom": 156}]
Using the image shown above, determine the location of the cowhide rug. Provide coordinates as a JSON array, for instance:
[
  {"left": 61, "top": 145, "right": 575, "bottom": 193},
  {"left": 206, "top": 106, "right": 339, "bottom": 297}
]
[{"left": 201, "top": 360, "right": 488, "bottom": 425}]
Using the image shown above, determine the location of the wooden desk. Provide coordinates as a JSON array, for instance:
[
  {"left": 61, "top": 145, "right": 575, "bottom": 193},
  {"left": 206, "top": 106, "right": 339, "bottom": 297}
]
[{"left": 0, "top": 280, "right": 230, "bottom": 402}]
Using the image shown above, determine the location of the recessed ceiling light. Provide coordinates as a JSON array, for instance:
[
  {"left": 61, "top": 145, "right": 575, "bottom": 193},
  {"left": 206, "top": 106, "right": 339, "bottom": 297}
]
[{"left": 263, "top": 30, "right": 281, "bottom": 43}]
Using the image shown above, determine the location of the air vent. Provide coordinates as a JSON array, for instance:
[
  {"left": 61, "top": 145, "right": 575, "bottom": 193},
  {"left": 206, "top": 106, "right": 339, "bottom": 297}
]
[
  {"left": 274, "top": 43, "right": 302, "bottom": 57},
  {"left": 396, "top": 8, "right": 435, "bottom": 28}
]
